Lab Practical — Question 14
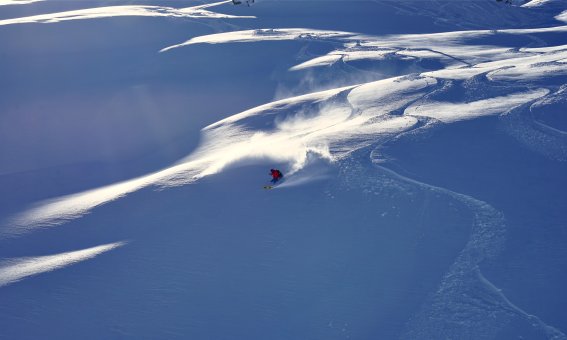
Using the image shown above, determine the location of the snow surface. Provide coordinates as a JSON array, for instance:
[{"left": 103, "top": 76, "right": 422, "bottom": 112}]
[
  {"left": 0, "top": 1, "right": 252, "bottom": 26},
  {"left": 0, "top": 0, "right": 41, "bottom": 6},
  {"left": 0, "top": 242, "right": 125, "bottom": 287},
  {"left": 1, "top": 0, "right": 567, "bottom": 339},
  {"left": 557, "top": 9, "right": 567, "bottom": 23},
  {"left": 522, "top": 0, "right": 565, "bottom": 8},
  {"left": 404, "top": 88, "right": 549, "bottom": 123}
]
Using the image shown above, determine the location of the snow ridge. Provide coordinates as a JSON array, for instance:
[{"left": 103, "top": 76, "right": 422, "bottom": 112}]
[
  {"left": 3, "top": 29, "right": 557, "bottom": 233},
  {"left": 0, "top": 1, "right": 252, "bottom": 26},
  {"left": 1, "top": 1, "right": 566, "bottom": 337},
  {"left": 0, "top": 0, "right": 41, "bottom": 6},
  {"left": 0, "top": 242, "right": 126, "bottom": 287}
]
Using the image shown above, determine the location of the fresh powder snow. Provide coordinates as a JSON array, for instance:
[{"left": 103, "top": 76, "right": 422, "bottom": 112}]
[{"left": 1, "top": 1, "right": 566, "bottom": 339}]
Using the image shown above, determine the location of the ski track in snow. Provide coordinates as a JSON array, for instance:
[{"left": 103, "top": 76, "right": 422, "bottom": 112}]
[
  {"left": 500, "top": 86, "right": 567, "bottom": 162},
  {"left": 0, "top": 241, "right": 126, "bottom": 287},
  {"left": 4, "top": 21, "right": 562, "bottom": 234},
  {"left": 1, "top": 10, "right": 566, "bottom": 334},
  {"left": 339, "top": 145, "right": 565, "bottom": 339},
  {"left": 0, "top": 1, "right": 252, "bottom": 26},
  {"left": 373, "top": 165, "right": 565, "bottom": 339},
  {"left": 0, "top": 10, "right": 567, "bottom": 235},
  {"left": 3, "top": 72, "right": 548, "bottom": 234}
]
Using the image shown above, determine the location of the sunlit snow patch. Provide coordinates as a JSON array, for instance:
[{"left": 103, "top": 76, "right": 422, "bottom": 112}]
[
  {"left": 160, "top": 28, "right": 362, "bottom": 52},
  {"left": 4, "top": 161, "right": 204, "bottom": 234},
  {"left": 0, "top": 1, "right": 252, "bottom": 26},
  {"left": 0, "top": 241, "right": 126, "bottom": 287},
  {"left": 522, "top": 0, "right": 565, "bottom": 8},
  {"left": 0, "top": 0, "right": 42, "bottom": 6},
  {"left": 405, "top": 89, "right": 549, "bottom": 123},
  {"left": 4, "top": 77, "right": 429, "bottom": 232},
  {"left": 6, "top": 21, "right": 566, "bottom": 234},
  {"left": 290, "top": 49, "right": 399, "bottom": 71},
  {"left": 165, "top": 26, "right": 567, "bottom": 72}
]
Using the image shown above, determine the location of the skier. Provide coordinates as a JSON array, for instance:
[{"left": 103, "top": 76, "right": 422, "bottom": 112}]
[{"left": 270, "top": 168, "right": 284, "bottom": 184}]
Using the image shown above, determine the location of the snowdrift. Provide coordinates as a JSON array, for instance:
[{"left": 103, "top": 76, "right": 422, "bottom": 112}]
[{"left": 1, "top": 1, "right": 566, "bottom": 339}]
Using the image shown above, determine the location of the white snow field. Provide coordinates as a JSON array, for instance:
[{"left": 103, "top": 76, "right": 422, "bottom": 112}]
[
  {"left": 0, "top": 0, "right": 41, "bottom": 6},
  {"left": 0, "top": 1, "right": 253, "bottom": 26},
  {"left": 0, "top": 241, "right": 126, "bottom": 287},
  {"left": 1, "top": 1, "right": 567, "bottom": 339}
]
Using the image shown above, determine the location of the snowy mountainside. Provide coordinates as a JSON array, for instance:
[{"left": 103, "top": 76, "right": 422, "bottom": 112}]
[{"left": 1, "top": 1, "right": 567, "bottom": 339}]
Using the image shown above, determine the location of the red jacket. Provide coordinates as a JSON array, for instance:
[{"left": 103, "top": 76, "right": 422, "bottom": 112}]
[{"left": 271, "top": 169, "right": 282, "bottom": 180}]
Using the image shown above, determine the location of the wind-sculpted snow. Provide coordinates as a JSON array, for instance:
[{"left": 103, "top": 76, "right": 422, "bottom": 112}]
[
  {"left": 405, "top": 89, "right": 549, "bottom": 123},
  {"left": 5, "top": 16, "right": 563, "bottom": 234},
  {"left": 523, "top": 0, "right": 566, "bottom": 9},
  {"left": 0, "top": 242, "right": 125, "bottom": 287},
  {"left": 1, "top": 0, "right": 567, "bottom": 337},
  {"left": 3, "top": 161, "right": 204, "bottom": 235},
  {"left": 3, "top": 65, "right": 549, "bottom": 234},
  {"left": 523, "top": 0, "right": 552, "bottom": 7},
  {"left": 290, "top": 48, "right": 401, "bottom": 71},
  {"left": 335, "top": 29, "right": 567, "bottom": 77},
  {"left": 4, "top": 79, "right": 424, "bottom": 233},
  {"left": 160, "top": 28, "right": 361, "bottom": 53},
  {"left": 386, "top": 1, "right": 557, "bottom": 30},
  {"left": 422, "top": 45, "right": 567, "bottom": 81},
  {"left": 0, "top": 1, "right": 251, "bottom": 26},
  {"left": 162, "top": 25, "right": 567, "bottom": 67},
  {"left": 0, "top": 0, "right": 41, "bottom": 6}
]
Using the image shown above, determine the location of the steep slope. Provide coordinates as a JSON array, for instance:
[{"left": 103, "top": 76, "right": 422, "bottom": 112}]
[{"left": 1, "top": 1, "right": 566, "bottom": 339}]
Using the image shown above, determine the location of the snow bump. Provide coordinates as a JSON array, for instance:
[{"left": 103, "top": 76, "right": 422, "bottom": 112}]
[{"left": 0, "top": 242, "right": 126, "bottom": 287}]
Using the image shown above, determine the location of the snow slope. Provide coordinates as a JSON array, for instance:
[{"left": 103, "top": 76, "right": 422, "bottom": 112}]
[
  {"left": 1, "top": 1, "right": 566, "bottom": 339},
  {"left": 0, "top": 1, "right": 252, "bottom": 26},
  {"left": 0, "top": 0, "right": 40, "bottom": 6}
]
